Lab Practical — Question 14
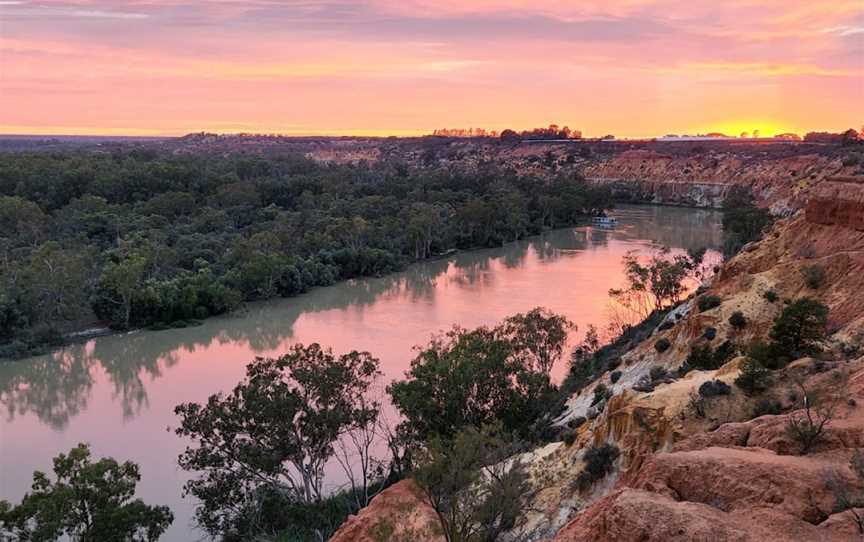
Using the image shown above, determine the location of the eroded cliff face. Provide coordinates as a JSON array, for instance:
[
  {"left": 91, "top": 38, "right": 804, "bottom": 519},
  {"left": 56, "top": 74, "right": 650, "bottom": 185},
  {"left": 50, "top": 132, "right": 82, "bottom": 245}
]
[
  {"left": 583, "top": 150, "right": 859, "bottom": 212},
  {"left": 329, "top": 167, "right": 864, "bottom": 542}
]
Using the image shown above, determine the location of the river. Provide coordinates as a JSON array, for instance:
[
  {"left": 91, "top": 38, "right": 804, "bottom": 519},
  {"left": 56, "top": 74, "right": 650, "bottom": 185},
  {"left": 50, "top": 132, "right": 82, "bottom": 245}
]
[{"left": 0, "top": 204, "right": 723, "bottom": 541}]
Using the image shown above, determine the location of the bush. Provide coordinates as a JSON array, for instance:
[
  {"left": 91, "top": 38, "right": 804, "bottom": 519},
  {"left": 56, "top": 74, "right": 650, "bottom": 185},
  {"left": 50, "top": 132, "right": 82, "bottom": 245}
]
[
  {"left": 591, "top": 383, "right": 612, "bottom": 407},
  {"left": 699, "top": 379, "right": 732, "bottom": 397},
  {"left": 770, "top": 298, "right": 829, "bottom": 357},
  {"left": 735, "top": 358, "right": 770, "bottom": 395},
  {"left": 747, "top": 340, "right": 788, "bottom": 370},
  {"left": 703, "top": 327, "right": 717, "bottom": 341},
  {"left": 801, "top": 264, "right": 826, "bottom": 289},
  {"left": 657, "top": 321, "right": 675, "bottom": 332},
  {"left": 574, "top": 443, "right": 620, "bottom": 491},
  {"left": 682, "top": 341, "right": 737, "bottom": 373},
  {"left": 753, "top": 398, "right": 783, "bottom": 417},
  {"left": 567, "top": 416, "right": 586, "bottom": 429},
  {"left": 563, "top": 431, "right": 577, "bottom": 446},
  {"left": 698, "top": 295, "right": 722, "bottom": 312},
  {"left": 729, "top": 311, "right": 747, "bottom": 330},
  {"left": 649, "top": 366, "right": 668, "bottom": 382},
  {"left": 610, "top": 370, "right": 622, "bottom": 384},
  {"left": 654, "top": 338, "right": 671, "bottom": 353},
  {"left": 763, "top": 290, "right": 779, "bottom": 303}
]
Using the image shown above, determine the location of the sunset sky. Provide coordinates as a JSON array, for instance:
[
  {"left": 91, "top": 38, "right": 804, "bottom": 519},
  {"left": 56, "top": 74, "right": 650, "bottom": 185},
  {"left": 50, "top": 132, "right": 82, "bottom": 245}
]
[{"left": 1, "top": 0, "right": 862, "bottom": 137}]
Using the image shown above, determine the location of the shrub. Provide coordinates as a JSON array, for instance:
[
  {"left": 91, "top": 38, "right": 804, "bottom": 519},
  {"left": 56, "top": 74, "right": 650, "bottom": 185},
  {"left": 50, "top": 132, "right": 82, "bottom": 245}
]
[
  {"left": 567, "top": 416, "right": 586, "bottom": 429},
  {"left": 801, "top": 264, "right": 826, "bottom": 289},
  {"left": 753, "top": 398, "right": 783, "bottom": 417},
  {"left": 610, "top": 371, "right": 622, "bottom": 384},
  {"left": 649, "top": 366, "right": 668, "bottom": 382},
  {"left": 574, "top": 443, "right": 620, "bottom": 491},
  {"left": 735, "top": 358, "right": 770, "bottom": 395},
  {"left": 657, "top": 321, "right": 675, "bottom": 332},
  {"left": 654, "top": 338, "right": 671, "bottom": 353},
  {"left": 729, "top": 311, "right": 747, "bottom": 330},
  {"left": 699, "top": 379, "right": 731, "bottom": 397},
  {"left": 591, "top": 384, "right": 612, "bottom": 407},
  {"left": 747, "top": 340, "right": 788, "bottom": 370},
  {"left": 785, "top": 379, "right": 844, "bottom": 454},
  {"left": 763, "top": 290, "right": 779, "bottom": 303},
  {"left": 682, "top": 341, "right": 737, "bottom": 373},
  {"left": 563, "top": 431, "right": 577, "bottom": 446},
  {"left": 698, "top": 295, "right": 722, "bottom": 312},
  {"left": 770, "top": 298, "right": 829, "bottom": 357},
  {"left": 703, "top": 327, "right": 717, "bottom": 341}
]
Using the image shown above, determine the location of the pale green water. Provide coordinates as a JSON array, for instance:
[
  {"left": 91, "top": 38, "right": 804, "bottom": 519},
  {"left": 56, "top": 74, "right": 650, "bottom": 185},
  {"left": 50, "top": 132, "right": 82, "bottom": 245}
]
[{"left": 0, "top": 204, "right": 722, "bottom": 541}]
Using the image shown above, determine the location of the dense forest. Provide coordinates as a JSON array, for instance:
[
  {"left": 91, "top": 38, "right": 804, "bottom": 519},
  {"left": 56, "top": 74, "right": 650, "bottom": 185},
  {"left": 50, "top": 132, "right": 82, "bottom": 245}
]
[{"left": 0, "top": 151, "right": 612, "bottom": 358}]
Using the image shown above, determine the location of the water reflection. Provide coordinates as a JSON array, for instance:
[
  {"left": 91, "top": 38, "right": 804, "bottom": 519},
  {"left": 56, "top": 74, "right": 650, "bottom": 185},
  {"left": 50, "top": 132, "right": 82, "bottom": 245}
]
[
  {"left": 0, "top": 204, "right": 723, "bottom": 542},
  {"left": 0, "top": 205, "right": 721, "bottom": 431}
]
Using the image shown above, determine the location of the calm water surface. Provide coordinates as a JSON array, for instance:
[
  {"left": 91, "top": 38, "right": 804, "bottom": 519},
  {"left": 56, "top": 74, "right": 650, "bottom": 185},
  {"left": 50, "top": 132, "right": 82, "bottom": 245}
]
[{"left": 0, "top": 204, "right": 722, "bottom": 541}]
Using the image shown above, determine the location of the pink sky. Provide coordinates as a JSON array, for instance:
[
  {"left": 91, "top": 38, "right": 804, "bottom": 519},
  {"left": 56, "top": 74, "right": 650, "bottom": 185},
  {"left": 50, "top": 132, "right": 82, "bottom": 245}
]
[{"left": 0, "top": 0, "right": 862, "bottom": 137}]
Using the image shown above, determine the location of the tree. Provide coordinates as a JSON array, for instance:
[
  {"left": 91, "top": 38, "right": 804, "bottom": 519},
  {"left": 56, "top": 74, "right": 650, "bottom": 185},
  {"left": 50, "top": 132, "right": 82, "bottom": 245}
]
[
  {"left": 94, "top": 254, "right": 149, "bottom": 329},
  {"left": 721, "top": 187, "right": 772, "bottom": 256},
  {"left": 0, "top": 444, "right": 173, "bottom": 542},
  {"left": 786, "top": 375, "right": 844, "bottom": 454},
  {"left": 609, "top": 247, "right": 703, "bottom": 321},
  {"left": 173, "top": 344, "right": 381, "bottom": 539},
  {"left": 388, "top": 314, "right": 562, "bottom": 445},
  {"left": 770, "top": 298, "right": 829, "bottom": 357},
  {"left": 413, "top": 426, "right": 529, "bottom": 542},
  {"left": 499, "top": 307, "right": 574, "bottom": 375}
]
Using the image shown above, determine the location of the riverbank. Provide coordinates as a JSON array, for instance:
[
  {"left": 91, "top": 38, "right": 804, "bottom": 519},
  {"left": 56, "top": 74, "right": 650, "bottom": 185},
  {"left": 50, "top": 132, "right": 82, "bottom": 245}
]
[{"left": 331, "top": 179, "right": 864, "bottom": 542}]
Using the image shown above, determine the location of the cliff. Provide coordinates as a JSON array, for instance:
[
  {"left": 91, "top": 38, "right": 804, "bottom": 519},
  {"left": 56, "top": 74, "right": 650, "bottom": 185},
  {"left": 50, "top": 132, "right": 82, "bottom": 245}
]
[{"left": 330, "top": 171, "right": 864, "bottom": 541}]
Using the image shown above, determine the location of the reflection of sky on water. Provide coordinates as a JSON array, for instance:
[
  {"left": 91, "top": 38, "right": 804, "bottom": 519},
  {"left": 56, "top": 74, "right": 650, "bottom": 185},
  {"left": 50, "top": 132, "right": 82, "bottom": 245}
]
[{"left": 0, "top": 204, "right": 722, "bottom": 541}]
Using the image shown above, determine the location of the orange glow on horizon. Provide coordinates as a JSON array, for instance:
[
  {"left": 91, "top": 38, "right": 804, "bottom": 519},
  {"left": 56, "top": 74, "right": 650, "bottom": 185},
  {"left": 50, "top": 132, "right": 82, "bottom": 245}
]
[{"left": 0, "top": 1, "right": 861, "bottom": 137}]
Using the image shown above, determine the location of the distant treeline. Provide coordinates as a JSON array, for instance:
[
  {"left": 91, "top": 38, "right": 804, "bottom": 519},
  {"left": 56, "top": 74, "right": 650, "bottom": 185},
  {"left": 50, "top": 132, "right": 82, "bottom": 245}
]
[
  {"left": 431, "top": 124, "right": 582, "bottom": 140},
  {"left": 0, "top": 151, "right": 612, "bottom": 357}
]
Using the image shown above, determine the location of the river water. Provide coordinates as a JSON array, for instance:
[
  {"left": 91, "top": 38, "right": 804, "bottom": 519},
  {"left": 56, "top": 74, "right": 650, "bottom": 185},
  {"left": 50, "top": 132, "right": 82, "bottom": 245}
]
[{"left": 0, "top": 204, "right": 722, "bottom": 541}]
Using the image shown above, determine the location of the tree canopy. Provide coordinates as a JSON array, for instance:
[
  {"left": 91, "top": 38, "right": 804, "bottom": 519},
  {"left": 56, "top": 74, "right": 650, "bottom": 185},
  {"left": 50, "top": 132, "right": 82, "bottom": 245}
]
[
  {"left": 0, "top": 444, "right": 173, "bottom": 542},
  {"left": 0, "top": 151, "right": 611, "bottom": 358},
  {"left": 173, "top": 343, "right": 381, "bottom": 540}
]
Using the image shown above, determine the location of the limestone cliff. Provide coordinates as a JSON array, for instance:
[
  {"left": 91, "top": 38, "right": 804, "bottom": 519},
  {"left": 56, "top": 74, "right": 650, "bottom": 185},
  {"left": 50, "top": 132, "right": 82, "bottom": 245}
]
[{"left": 330, "top": 167, "right": 864, "bottom": 542}]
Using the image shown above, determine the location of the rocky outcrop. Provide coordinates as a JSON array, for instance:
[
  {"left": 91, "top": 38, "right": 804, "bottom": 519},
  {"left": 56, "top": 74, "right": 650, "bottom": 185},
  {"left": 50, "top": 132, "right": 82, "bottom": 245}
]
[
  {"left": 554, "top": 358, "right": 864, "bottom": 542},
  {"left": 583, "top": 149, "right": 857, "bottom": 211},
  {"left": 806, "top": 177, "right": 864, "bottom": 231},
  {"left": 329, "top": 480, "right": 442, "bottom": 542}
]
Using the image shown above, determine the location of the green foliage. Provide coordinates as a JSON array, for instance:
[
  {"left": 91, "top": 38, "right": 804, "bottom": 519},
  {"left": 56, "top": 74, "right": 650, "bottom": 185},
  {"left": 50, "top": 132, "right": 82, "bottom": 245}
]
[
  {"left": 173, "top": 344, "right": 381, "bottom": 540},
  {"left": 561, "top": 311, "right": 665, "bottom": 398},
  {"left": 728, "top": 311, "right": 747, "bottom": 330},
  {"left": 499, "top": 308, "right": 574, "bottom": 375},
  {"left": 574, "top": 443, "right": 620, "bottom": 492},
  {"left": 681, "top": 340, "right": 737, "bottom": 373},
  {"left": 610, "top": 370, "right": 622, "bottom": 383},
  {"left": 697, "top": 295, "right": 722, "bottom": 312},
  {"left": 698, "top": 379, "right": 731, "bottom": 397},
  {"left": 609, "top": 247, "right": 705, "bottom": 318},
  {"left": 591, "top": 383, "right": 612, "bottom": 406},
  {"left": 763, "top": 290, "right": 779, "bottom": 303},
  {"left": 413, "top": 426, "right": 529, "bottom": 542},
  {"left": 0, "top": 444, "right": 173, "bottom": 541},
  {"left": 649, "top": 366, "right": 668, "bottom": 382},
  {"left": 654, "top": 338, "right": 671, "bottom": 353},
  {"left": 747, "top": 340, "right": 789, "bottom": 370},
  {"left": 388, "top": 309, "right": 568, "bottom": 444},
  {"left": 735, "top": 358, "right": 771, "bottom": 395},
  {"left": 721, "top": 187, "right": 772, "bottom": 256},
  {"left": 801, "top": 264, "right": 827, "bottom": 289},
  {"left": 0, "top": 151, "right": 612, "bottom": 355},
  {"left": 770, "top": 298, "right": 829, "bottom": 357}
]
